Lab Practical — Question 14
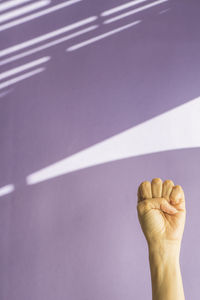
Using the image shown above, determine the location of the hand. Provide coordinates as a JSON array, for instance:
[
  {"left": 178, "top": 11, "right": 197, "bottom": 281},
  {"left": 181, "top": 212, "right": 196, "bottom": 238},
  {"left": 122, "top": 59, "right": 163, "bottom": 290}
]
[{"left": 137, "top": 178, "right": 186, "bottom": 247}]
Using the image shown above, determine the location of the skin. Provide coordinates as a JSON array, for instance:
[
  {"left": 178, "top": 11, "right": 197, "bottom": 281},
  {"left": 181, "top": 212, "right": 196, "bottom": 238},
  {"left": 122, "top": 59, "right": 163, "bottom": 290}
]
[{"left": 137, "top": 178, "right": 186, "bottom": 300}]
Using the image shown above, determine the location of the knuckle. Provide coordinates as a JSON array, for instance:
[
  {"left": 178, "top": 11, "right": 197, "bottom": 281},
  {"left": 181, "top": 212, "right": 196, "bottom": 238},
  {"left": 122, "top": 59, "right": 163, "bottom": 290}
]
[
  {"left": 137, "top": 203, "right": 142, "bottom": 214},
  {"left": 142, "top": 199, "right": 149, "bottom": 206},
  {"left": 137, "top": 200, "right": 149, "bottom": 214}
]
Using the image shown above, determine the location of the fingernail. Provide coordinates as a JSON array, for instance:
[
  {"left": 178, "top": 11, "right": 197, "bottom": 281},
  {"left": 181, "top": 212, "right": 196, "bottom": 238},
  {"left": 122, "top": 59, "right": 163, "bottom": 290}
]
[
  {"left": 168, "top": 204, "right": 178, "bottom": 214},
  {"left": 170, "top": 198, "right": 177, "bottom": 205}
]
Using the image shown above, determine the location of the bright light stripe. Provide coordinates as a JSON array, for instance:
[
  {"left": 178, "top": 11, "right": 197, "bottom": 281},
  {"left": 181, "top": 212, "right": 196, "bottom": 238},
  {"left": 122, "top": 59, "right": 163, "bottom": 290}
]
[
  {"left": 0, "top": 67, "right": 45, "bottom": 90},
  {"left": 26, "top": 96, "right": 200, "bottom": 185},
  {"left": 0, "top": 184, "right": 14, "bottom": 197},
  {"left": 0, "top": 0, "right": 32, "bottom": 12},
  {"left": 0, "top": 16, "right": 97, "bottom": 58},
  {"left": 67, "top": 20, "right": 141, "bottom": 51},
  {"left": 159, "top": 8, "right": 170, "bottom": 14},
  {"left": 0, "top": 56, "right": 50, "bottom": 80},
  {"left": 0, "top": 0, "right": 50, "bottom": 24},
  {"left": 104, "top": 0, "right": 168, "bottom": 24},
  {"left": 0, "top": 0, "right": 82, "bottom": 32},
  {"left": 0, "top": 89, "right": 12, "bottom": 98},
  {"left": 101, "top": 0, "right": 148, "bottom": 17},
  {"left": 0, "top": 25, "right": 98, "bottom": 66}
]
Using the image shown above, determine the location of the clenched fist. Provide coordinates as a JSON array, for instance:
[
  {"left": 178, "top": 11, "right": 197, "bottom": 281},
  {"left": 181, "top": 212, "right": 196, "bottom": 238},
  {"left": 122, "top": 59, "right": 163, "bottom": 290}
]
[{"left": 137, "top": 178, "right": 186, "bottom": 246}]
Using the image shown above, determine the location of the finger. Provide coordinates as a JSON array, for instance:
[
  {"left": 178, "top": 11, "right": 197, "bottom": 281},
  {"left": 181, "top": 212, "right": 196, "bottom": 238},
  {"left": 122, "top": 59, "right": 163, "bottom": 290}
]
[
  {"left": 139, "top": 181, "right": 152, "bottom": 200},
  {"left": 160, "top": 199, "right": 178, "bottom": 214},
  {"left": 137, "top": 197, "right": 178, "bottom": 217},
  {"left": 151, "top": 178, "right": 162, "bottom": 198},
  {"left": 162, "top": 179, "right": 174, "bottom": 201},
  {"left": 170, "top": 185, "right": 185, "bottom": 206},
  {"left": 137, "top": 186, "right": 142, "bottom": 203}
]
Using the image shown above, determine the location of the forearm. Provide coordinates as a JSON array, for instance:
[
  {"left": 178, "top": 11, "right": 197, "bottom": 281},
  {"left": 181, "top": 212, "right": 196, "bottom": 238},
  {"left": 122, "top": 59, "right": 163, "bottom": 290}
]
[{"left": 148, "top": 242, "right": 185, "bottom": 300}]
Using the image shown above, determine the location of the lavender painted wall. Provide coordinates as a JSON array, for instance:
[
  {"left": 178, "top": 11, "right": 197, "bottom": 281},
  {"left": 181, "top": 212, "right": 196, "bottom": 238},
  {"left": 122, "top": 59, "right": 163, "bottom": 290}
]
[{"left": 0, "top": 0, "right": 200, "bottom": 299}]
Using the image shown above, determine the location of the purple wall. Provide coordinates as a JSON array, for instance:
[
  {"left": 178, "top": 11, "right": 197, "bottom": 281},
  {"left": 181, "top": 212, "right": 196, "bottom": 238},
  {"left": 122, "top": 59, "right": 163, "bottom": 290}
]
[{"left": 0, "top": 0, "right": 200, "bottom": 299}]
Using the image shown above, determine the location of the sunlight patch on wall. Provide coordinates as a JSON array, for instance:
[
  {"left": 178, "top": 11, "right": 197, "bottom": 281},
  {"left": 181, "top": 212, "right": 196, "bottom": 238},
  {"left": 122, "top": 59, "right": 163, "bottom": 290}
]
[
  {"left": 26, "top": 96, "right": 200, "bottom": 185},
  {"left": 0, "top": 184, "right": 15, "bottom": 197},
  {"left": 0, "top": 0, "right": 50, "bottom": 24},
  {"left": 103, "top": 0, "right": 168, "bottom": 24}
]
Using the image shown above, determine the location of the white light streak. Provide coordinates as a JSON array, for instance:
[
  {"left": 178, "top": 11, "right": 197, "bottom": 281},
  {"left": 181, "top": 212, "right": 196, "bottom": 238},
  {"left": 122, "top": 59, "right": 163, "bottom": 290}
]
[
  {"left": 0, "top": 16, "right": 97, "bottom": 58},
  {"left": 0, "top": 0, "right": 32, "bottom": 12},
  {"left": 0, "top": 25, "right": 98, "bottom": 66},
  {"left": 101, "top": 0, "right": 147, "bottom": 17},
  {"left": 0, "top": 56, "right": 50, "bottom": 80},
  {"left": 0, "top": 0, "right": 50, "bottom": 24},
  {"left": 0, "top": 89, "right": 12, "bottom": 98},
  {"left": 104, "top": 0, "right": 168, "bottom": 24},
  {"left": 26, "top": 96, "right": 200, "bottom": 185},
  {"left": 0, "top": 0, "right": 82, "bottom": 32},
  {"left": 159, "top": 8, "right": 170, "bottom": 14},
  {"left": 67, "top": 20, "right": 141, "bottom": 51},
  {"left": 0, "top": 67, "right": 45, "bottom": 90},
  {"left": 0, "top": 184, "right": 14, "bottom": 197}
]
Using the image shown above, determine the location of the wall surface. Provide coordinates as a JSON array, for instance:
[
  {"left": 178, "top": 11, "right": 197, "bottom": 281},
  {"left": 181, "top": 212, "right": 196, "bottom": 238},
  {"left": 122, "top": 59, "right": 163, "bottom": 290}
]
[{"left": 0, "top": 0, "right": 200, "bottom": 299}]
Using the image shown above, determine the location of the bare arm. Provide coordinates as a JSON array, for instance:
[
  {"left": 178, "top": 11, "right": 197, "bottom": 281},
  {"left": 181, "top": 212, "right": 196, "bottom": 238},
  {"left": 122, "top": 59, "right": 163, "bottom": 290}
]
[
  {"left": 137, "top": 178, "right": 186, "bottom": 300},
  {"left": 148, "top": 242, "right": 185, "bottom": 300}
]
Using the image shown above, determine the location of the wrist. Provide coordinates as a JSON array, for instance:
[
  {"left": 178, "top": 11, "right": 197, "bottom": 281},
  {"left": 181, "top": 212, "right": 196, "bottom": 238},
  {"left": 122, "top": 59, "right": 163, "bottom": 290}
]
[
  {"left": 148, "top": 242, "right": 184, "bottom": 300},
  {"left": 148, "top": 240, "right": 181, "bottom": 263}
]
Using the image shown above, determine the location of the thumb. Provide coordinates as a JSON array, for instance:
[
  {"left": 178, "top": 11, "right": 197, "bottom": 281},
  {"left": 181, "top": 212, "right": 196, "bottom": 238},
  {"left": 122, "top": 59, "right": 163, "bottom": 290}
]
[
  {"left": 150, "top": 197, "right": 178, "bottom": 214},
  {"left": 137, "top": 198, "right": 178, "bottom": 216}
]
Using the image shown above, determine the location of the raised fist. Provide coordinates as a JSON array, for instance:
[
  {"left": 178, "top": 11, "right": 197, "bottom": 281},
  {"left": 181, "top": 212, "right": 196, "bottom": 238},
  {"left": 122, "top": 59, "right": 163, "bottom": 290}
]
[{"left": 137, "top": 178, "right": 186, "bottom": 246}]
